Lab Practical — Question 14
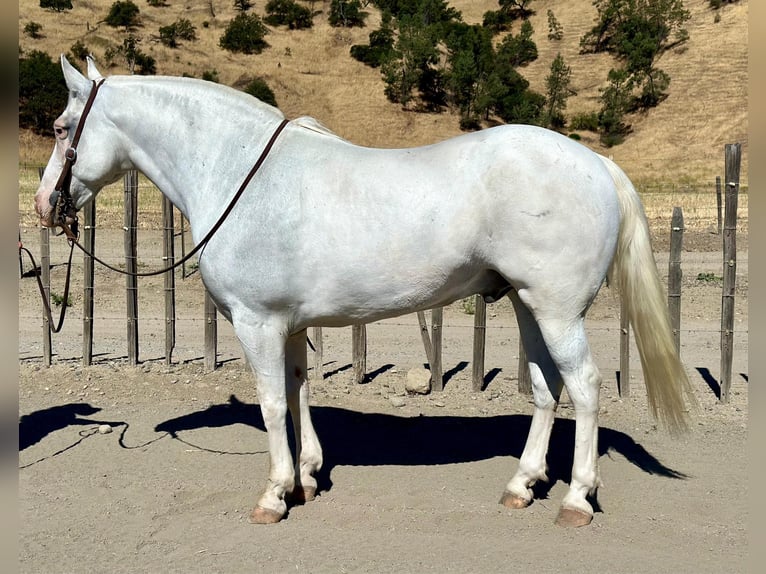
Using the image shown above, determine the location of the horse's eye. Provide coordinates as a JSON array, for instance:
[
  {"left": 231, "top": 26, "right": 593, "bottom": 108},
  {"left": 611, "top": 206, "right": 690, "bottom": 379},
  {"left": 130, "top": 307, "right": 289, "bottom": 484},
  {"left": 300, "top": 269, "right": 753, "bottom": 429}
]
[{"left": 54, "top": 126, "right": 68, "bottom": 139}]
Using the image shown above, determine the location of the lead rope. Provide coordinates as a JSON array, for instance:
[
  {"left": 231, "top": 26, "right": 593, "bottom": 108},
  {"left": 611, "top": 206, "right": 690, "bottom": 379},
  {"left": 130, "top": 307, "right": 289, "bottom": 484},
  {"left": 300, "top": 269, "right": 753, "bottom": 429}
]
[{"left": 19, "top": 239, "right": 76, "bottom": 334}]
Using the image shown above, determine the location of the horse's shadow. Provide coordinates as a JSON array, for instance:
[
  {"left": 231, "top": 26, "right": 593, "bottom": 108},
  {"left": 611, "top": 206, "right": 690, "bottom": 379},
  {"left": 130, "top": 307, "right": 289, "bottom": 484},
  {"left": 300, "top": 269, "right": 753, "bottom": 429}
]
[
  {"left": 19, "top": 403, "right": 125, "bottom": 451},
  {"left": 154, "top": 394, "right": 687, "bottom": 504}
]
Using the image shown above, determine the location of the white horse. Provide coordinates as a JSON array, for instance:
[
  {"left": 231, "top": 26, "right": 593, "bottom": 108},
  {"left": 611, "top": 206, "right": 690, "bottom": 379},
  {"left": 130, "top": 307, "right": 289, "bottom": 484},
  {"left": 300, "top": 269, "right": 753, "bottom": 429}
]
[{"left": 35, "top": 56, "right": 695, "bottom": 527}]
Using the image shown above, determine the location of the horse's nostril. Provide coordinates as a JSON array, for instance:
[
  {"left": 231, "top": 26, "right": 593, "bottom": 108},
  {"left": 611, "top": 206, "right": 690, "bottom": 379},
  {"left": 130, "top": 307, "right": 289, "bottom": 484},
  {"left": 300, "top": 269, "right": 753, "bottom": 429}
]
[{"left": 49, "top": 190, "right": 60, "bottom": 208}]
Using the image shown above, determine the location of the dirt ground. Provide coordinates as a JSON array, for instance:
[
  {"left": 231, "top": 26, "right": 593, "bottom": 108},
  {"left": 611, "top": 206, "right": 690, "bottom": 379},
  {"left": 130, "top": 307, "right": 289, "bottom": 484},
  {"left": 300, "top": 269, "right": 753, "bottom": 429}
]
[{"left": 18, "top": 226, "right": 748, "bottom": 573}]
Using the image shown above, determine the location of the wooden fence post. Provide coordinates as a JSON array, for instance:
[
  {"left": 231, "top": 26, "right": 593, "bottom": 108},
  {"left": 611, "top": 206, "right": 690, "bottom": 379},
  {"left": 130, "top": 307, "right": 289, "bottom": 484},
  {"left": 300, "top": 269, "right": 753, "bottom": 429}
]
[
  {"left": 82, "top": 200, "right": 96, "bottom": 366},
  {"left": 204, "top": 291, "right": 218, "bottom": 371},
  {"left": 668, "top": 207, "right": 684, "bottom": 352},
  {"left": 124, "top": 170, "right": 139, "bottom": 365},
  {"left": 37, "top": 168, "right": 52, "bottom": 367},
  {"left": 352, "top": 324, "right": 366, "bottom": 384},
  {"left": 471, "top": 295, "right": 486, "bottom": 392},
  {"left": 312, "top": 326, "right": 324, "bottom": 381},
  {"left": 720, "top": 143, "right": 740, "bottom": 403},
  {"left": 431, "top": 307, "right": 443, "bottom": 391},
  {"left": 619, "top": 298, "right": 630, "bottom": 397},
  {"left": 416, "top": 309, "right": 444, "bottom": 391},
  {"left": 162, "top": 197, "right": 176, "bottom": 364},
  {"left": 416, "top": 310, "right": 435, "bottom": 367},
  {"left": 716, "top": 176, "right": 723, "bottom": 235}
]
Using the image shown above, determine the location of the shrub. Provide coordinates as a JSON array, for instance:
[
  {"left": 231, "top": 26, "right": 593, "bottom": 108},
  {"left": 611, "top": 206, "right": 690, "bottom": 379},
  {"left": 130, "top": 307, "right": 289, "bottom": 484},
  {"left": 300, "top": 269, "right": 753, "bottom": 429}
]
[
  {"left": 159, "top": 18, "right": 197, "bottom": 47},
  {"left": 569, "top": 111, "right": 600, "bottom": 132},
  {"left": 24, "top": 22, "right": 43, "bottom": 39},
  {"left": 201, "top": 69, "right": 220, "bottom": 83},
  {"left": 219, "top": 13, "right": 269, "bottom": 54},
  {"left": 39, "top": 0, "right": 72, "bottom": 12},
  {"left": 69, "top": 40, "right": 90, "bottom": 61},
  {"left": 105, "top": 1, "right": 141, "bottom": 29},
  {"left": 243, "top": 77, "right": 278, "bottom": 107}
]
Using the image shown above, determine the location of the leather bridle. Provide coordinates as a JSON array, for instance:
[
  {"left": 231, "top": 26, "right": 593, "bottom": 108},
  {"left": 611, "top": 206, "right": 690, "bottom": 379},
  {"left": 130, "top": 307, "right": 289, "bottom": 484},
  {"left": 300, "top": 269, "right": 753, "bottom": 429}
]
[
  {"left": 22, "top": 77, "right": 291, "bottom": 332},
  {"left": 51, "top": 78, "right": 106, "bottom": 242}
]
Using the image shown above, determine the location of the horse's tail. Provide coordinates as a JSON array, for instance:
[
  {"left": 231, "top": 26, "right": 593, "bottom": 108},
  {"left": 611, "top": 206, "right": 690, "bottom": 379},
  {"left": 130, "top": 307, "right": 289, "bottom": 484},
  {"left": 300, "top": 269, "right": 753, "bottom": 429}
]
[{"left": 600, "top": 155, "right": 697, "bottom": 434}]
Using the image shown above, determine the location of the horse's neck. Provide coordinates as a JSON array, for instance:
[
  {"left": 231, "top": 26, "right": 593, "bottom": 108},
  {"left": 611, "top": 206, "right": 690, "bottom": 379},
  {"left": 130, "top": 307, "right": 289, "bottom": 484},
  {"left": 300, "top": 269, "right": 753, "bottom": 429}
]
[{"left": 110, "top": 78, "right": 284, "bottom": 232}]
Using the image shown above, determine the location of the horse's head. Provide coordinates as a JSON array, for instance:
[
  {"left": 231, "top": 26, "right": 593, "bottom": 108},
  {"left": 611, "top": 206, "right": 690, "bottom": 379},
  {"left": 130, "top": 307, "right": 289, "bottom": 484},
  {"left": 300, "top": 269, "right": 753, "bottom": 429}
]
[{"left": 34, "top": 55, "right": 122, "bottom": 232}]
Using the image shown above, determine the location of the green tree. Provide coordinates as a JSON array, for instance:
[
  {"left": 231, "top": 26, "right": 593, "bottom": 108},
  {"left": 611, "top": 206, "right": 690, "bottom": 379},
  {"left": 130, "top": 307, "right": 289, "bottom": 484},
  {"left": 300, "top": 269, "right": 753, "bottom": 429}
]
[
  {"left": 381, "top": 13, "right": 439, "bottom": 107},
  {"left": 329, "top": 0, "right": 367, "bottom": 28},
  {"left": 105, "top": 0, "right": 141, "bottom": 29},
  {"left": 490, "top": 63, "right": 544, "bottom": 124},
  {"left": 264, "top": 0, "right": 314, "bottom": 29},
  {"left": 350, "top": 12, "right": 396, "bottom": 68},
  {"left": 598, "top": 67, "right": 632, "bottom": 145},
  {"left": 581, "top": 0, "right": 690, "bottom": 109},
  {"left": 39, "top": 0, "right": 73, "bottom": 12},
  {"left": 443, "top": 23, "right": 495, "bottom": 127},
  {"left": 19, "top": 50, "right": 68, "bottom": 134},
  {"left": 547, "top": 9, "right": 563, "bottom": 41},
  {"left": 233, "top": 0, "right": 253, "bottom": 12},
  {"left": 543, "top": 53, "right": 573, "bottom": 128},
  {"left": 496, "top": 19, "right": 537, "bottom": 67},
  {"left": 116, "top": 34, "right": 156, "bottom": 74},
  {"left": 219, "top": 12, "right": 270, "bottom": 54},
  {"left": 499, "top": 0, "right": 535, "bottom": 19}
]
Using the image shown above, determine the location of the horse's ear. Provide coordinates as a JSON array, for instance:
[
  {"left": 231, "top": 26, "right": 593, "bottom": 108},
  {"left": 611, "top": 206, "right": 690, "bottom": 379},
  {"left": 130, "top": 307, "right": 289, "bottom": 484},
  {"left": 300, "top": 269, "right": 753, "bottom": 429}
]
[
  {"left": 85, "top": 55, "right": 104, "bottom": 81},
  {"left": 60, "top": 54, "right": 91, "bottom": 101}
]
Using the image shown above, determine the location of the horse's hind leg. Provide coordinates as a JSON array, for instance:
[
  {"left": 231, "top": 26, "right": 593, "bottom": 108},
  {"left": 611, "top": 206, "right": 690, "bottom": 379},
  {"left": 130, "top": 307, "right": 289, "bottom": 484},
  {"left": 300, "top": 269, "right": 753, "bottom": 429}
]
[
  {"left": 544, "top": 318, "right": 602, "bottom": 527},
  {"left": 500, "top": 291, "right": 564, "bottom": 510},
  {"left": 285, "top": 330, "right": 323, "bottom": 504},
  {"left": 502, "top": 292, "right": 603, "bottom": 527}
]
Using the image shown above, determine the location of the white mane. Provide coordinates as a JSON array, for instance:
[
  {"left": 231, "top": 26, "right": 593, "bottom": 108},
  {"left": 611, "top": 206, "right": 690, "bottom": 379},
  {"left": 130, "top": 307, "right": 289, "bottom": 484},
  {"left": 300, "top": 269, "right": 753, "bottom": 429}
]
[{"left": 292, "top": 116, "right": 348, "bottom": 141}]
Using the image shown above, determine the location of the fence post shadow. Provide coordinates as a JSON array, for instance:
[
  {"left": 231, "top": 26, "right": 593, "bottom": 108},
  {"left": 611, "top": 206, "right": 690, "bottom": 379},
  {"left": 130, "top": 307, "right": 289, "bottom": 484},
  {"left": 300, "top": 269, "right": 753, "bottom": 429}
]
[{"left": 696, "top": 367, "right": 721, "bottom": 399}]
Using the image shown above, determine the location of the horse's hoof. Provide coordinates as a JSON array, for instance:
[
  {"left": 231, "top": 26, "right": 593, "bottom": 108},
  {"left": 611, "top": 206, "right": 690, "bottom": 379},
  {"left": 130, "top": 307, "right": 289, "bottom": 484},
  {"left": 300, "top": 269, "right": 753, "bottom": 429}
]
[
  {"left": 290, "top": 486, "right": 317, "bottom": 505},
  {"left": 499, "top": 491, "right": 530, "bottom": 509},
  {"left": 248, "top": 505, "right": 284, "bottom": 524},
  {"left": 554, "top": 506, "right": 593, "bottom": 527}
]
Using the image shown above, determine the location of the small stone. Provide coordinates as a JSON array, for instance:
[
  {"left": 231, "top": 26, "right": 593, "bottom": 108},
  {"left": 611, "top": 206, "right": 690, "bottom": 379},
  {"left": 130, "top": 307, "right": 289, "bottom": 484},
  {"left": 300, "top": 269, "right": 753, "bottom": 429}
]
[
  {"left": 389, "top": 396, "right": 406, "bottom": 408},
  {"left": 98, "top": 425, "right": 113, "bottom": 434}
]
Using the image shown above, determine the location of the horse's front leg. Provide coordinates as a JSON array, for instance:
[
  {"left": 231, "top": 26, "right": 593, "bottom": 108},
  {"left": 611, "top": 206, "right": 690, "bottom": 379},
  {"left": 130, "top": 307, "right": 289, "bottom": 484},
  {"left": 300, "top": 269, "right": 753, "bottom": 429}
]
[
  {"left": 285, "top": 330, "right": 323, "bottom": 504},
  {"left": 233, "top": 321, "right": 294, "bottom": 524}
]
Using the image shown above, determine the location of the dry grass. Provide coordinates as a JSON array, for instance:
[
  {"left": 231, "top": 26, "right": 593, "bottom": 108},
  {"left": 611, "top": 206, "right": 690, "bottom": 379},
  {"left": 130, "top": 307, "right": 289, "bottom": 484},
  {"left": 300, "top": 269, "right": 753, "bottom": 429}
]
[{"left": 19, "top": 0, "right": 748, "bottom": 229}]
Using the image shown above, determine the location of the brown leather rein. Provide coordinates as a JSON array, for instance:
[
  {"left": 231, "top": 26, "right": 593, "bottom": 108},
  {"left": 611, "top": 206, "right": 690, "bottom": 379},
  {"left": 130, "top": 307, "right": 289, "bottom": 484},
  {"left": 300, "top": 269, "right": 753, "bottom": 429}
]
[{"left": 21, "top": 78, "right": 291, "bottom": 333}]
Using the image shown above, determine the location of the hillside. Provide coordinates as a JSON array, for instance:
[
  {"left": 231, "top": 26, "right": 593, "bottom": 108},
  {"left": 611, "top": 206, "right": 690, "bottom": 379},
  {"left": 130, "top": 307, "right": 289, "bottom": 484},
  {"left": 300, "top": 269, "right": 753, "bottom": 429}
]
[{"left": 18, "top": 0, "right": 748, "bottom": 187}]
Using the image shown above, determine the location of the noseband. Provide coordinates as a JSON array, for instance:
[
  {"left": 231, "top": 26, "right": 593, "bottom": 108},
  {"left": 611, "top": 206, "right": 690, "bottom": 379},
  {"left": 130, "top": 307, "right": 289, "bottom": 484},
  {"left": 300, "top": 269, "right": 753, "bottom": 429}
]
[{"left": 51, "top": 78, "right": 106, "bottom": 240}]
